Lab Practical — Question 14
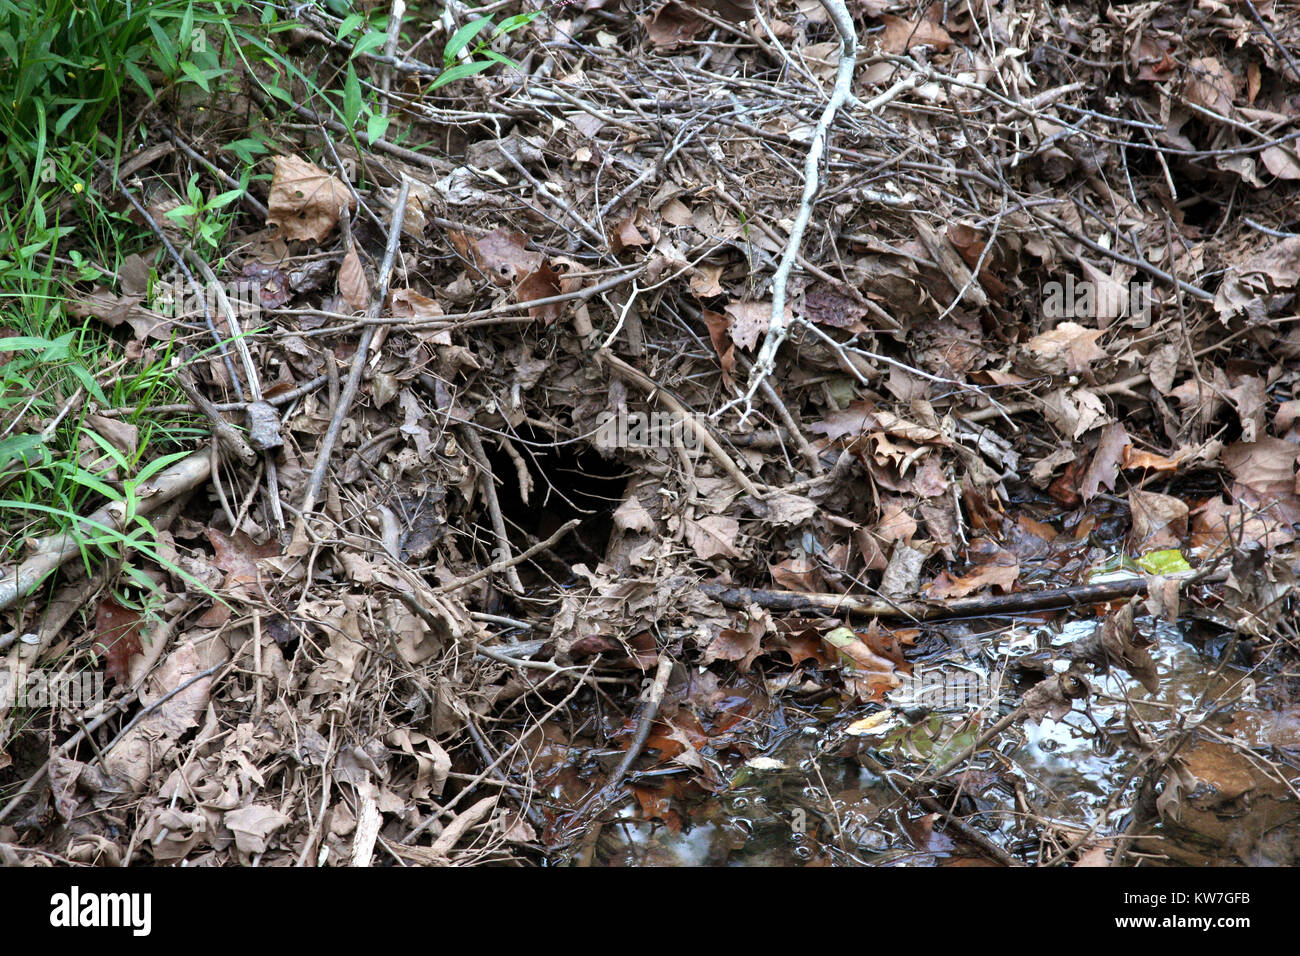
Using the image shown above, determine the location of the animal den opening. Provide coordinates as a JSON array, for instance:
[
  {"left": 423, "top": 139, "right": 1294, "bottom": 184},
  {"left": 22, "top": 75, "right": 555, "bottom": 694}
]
[{"left": 472, "top": 422, "right": 629, "bottom": 586}]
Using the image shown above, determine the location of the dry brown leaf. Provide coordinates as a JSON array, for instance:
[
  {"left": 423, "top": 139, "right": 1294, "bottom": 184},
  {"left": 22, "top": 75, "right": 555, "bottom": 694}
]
[
  {"left": 878, "top": 14, "right": 952, "bottom": 54},
  {"left": 1023, "top": 322, "right": 1106, "bottom": 374},
  {"left": 1074, "top": 845, "right": 1111, "bottom": 866},
  {"left": 266, "top": 155, "right": 354, "bottom": 242},
  {"left": 338, "top": 241, "right": 370, "bottom": 312},
  {"left": 684, "top": 514, "right": 742, "bottom": 560},
  {"left": 1129, "top": 489, "right": 1189, "bottom": 551},
  {"left": 1081, "top": 422, "right": 1130, "bottom": 501},
  {"left": 1143, "top": 573, "right": 1182, "bottom": 625}
]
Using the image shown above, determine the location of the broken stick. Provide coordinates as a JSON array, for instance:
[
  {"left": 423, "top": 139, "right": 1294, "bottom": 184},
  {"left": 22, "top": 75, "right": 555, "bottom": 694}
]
[{"left": 700, "top": 569, "right": 1227, "bottom": 622}]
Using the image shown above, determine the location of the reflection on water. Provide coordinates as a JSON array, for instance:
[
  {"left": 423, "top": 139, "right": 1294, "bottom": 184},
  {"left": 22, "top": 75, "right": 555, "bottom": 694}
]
[{"left": 581, "top": 615, "right": 1289, "bottom": 867}]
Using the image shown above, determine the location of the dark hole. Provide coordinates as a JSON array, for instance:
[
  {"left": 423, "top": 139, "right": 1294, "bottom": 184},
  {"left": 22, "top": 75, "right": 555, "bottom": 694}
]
[{"left": 478, "top": 423, "right": 629, "bottom": 575}]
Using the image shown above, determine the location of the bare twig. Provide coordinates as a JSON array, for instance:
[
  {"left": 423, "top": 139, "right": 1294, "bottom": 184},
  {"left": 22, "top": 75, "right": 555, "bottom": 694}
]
[
  {"left": 700, "top": 568, "right": 1228, "bottom": 622},
  {"left": 738, "top": 0, "right": 860, "bottom": 415},
  {"left": 295, "top": 178, "right": 410, "bottom": 526}
]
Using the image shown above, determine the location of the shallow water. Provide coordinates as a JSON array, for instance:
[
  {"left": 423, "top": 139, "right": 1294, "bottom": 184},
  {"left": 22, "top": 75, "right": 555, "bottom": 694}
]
[{"left": 581, "top": 614, "right": 1277, "bottom": 866}]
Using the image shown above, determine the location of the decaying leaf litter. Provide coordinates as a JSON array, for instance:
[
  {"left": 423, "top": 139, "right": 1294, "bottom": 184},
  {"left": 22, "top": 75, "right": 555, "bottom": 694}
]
[{"left": 3, "top": 0, "right": 1300, "bottom": 866}]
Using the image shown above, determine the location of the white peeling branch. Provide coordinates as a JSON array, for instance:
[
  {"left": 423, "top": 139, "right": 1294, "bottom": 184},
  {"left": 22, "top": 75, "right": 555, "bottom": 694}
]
[{"left": 739, "top": 0, "right": 859, "bottom": 414}]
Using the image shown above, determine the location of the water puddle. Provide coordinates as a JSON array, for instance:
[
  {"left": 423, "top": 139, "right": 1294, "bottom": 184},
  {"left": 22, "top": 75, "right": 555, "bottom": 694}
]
[{"left": 566, "top": 612, "right": 1297, "bottom": 866}]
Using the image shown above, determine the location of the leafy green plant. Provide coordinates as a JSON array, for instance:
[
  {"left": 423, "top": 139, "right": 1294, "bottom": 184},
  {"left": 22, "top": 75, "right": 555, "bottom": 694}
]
[
  {"left": 0, "top": 333, "right": 105, "bottom": 486},
  {"left": 430, "top": 10, "right": 542, "bottom": 90},
  {"left": 162, "top": 172, "right": 248, "bottom": 250}
]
